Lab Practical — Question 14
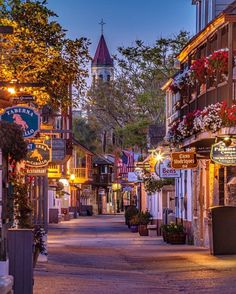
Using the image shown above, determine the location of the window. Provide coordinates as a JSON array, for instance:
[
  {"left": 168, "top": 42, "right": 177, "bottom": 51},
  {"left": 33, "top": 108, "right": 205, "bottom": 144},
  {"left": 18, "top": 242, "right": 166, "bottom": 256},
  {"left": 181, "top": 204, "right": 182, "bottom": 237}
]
[
  {"left": 107, "top": 75, "right": 110, "bottom": 81},
  {"left": 99, "top": 74, "right": 103, "bottom": 80},
  {"left": 100, "top": 165, "right": 108, "bottom": 174}
]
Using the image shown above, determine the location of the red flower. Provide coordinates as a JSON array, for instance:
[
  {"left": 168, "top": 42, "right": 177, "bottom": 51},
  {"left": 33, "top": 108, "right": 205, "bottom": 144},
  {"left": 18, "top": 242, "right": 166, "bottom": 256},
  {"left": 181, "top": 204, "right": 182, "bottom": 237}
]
[
  {"left": 191, "top": 57, "right": 208, "bottom": 84},
  {"left": 208, "top": 50, "right": 228, "bottom": 75},
  {"left": 227, "top": 105, "right": 236, "bottom": 121}
]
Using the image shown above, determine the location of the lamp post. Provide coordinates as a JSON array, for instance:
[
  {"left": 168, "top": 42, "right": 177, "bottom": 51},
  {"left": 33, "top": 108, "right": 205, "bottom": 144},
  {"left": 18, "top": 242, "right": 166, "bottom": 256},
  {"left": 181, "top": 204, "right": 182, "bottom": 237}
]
[{"left": 69, "top": 174, "right": 77, "bottom": 217}]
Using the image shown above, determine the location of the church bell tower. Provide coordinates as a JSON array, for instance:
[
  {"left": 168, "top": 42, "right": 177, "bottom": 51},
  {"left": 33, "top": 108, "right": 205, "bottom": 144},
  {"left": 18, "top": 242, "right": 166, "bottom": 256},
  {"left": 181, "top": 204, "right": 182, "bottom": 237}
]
[{"left": 91, "top": 19, "right": 114, "bottom": 83}]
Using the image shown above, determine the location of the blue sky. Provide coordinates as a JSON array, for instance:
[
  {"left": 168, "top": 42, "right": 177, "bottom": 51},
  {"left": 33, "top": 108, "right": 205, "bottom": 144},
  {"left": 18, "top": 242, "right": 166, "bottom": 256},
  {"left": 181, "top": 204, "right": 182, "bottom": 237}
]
[{"left": 47, "top": 0, "right": 196, "bottom": 58}]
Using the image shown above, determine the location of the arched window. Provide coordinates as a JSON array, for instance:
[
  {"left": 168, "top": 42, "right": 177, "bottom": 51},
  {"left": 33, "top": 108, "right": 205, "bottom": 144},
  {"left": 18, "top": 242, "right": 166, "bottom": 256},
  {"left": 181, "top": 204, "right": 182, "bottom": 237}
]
[
  {"left": 107, "top": 75, "right": 110, "bottom": 82},
  {"left": 99, "top": 74, "right": 103, "bottom": 80}
]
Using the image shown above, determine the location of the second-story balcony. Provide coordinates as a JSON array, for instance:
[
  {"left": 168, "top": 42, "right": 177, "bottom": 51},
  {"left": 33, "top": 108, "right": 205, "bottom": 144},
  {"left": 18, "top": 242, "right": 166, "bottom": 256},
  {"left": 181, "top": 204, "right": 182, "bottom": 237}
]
[
  {"left": 69, "top": 167, "right": 93, "bottom": 184},
  {"left": 92, "top": 173, "right": 112, "bottom": 185}
]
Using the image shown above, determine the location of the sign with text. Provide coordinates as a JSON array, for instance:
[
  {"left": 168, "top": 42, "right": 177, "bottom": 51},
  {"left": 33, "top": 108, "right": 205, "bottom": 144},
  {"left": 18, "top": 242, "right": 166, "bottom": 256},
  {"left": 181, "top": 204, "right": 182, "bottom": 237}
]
[
  {"left": 45, "top": 138, "right": 66, "bottom": 162},
  {"left": 1, "top": 106, "right": 40, "bottom": 138},
  {"left": 210, "top": 141, "right": 236, "bottom": 166},
  {"left": 171, "top": 151, "right": 197, "bottom": 169},
  {"left": 26, "top": 143, "right": 50, "bottom": 167},
  {"left": 26, "top": 168, "right": 47, "bottom": 176},
  {"left": 159, "top": 163, "right": 180, "bottom": 178}
]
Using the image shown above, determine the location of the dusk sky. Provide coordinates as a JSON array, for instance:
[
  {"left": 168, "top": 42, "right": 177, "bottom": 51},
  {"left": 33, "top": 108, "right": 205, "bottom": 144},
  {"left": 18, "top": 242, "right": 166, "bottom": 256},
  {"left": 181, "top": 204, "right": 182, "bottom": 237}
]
[{"left": 47, "top": 0, "right": 196, "bottom": 58}]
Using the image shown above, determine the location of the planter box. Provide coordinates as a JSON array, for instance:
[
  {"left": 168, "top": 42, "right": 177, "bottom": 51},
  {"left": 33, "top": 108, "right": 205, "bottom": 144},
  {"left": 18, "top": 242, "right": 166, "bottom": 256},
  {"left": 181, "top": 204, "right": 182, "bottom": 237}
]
[
  {"left": 168, "top": 233, "right": 186, "bottom": 245},
  {"left": 8, "top": 229, "right": 33, "bottom": 294},
  {"left": 138, "top": 224, "right": 148, "bottom": 236}
]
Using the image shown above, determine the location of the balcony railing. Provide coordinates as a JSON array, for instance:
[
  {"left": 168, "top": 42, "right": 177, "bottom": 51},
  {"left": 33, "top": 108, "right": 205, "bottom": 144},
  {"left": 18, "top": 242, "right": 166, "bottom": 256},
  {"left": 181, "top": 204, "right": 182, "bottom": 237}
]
[
  {"left": 92, "top": 173, "right": 112, "bottom": 184},
  {"left": 70, "top": 167, "right": 93, "bottom": 184}
]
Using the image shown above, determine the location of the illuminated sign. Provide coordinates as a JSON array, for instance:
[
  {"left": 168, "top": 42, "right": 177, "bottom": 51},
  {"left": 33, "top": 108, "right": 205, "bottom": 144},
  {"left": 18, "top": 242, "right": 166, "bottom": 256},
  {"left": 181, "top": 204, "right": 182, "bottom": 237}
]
[
  {"left": 159, "top": 162, "right": 180, "bottom": 178},
  {"left": 211, "top": 141, "right": 236, "bottom": 166},
  {"left": 26, "top": 143, "right": 50, "bottom": 167},
  {"left": 171, "top": 151, "right": 197, "bottom": 169}
]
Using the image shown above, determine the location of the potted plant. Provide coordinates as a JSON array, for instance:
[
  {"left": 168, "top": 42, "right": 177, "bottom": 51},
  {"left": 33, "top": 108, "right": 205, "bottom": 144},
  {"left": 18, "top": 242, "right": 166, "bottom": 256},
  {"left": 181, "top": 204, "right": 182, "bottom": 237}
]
[
  {"left": 129, "top": 215, "right": 139, "bottom": 233},
  {"left": 138, "top": 210, "right": 152, "bottom": 236},
  {"left": 166, "top": 223, "right": 186, "bottom": 245},
  {"left": 124, "top": 205, "right": 139, "bottom": 228},
  {"left": 160, "top": 224, "right": 170, "bottom": 242},
  {"left": 33, "top": 226, "right": 47, "bottom": 268}
]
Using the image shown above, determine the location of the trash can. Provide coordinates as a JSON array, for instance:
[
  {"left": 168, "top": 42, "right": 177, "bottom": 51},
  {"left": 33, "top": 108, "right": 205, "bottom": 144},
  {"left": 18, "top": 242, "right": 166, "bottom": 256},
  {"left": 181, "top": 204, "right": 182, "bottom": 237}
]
[{"left": 208, "top": 206, "right": 236, "bottom": 255}]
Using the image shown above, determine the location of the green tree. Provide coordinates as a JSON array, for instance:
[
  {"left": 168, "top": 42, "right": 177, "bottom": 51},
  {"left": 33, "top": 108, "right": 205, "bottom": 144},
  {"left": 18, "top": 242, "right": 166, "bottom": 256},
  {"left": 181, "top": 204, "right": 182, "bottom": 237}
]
[
  {"left": 72, "top": 116, "right": 97, "bottom": 152},
  {"left": 0, "top": 0, "right": 90, "bottom": 109},
  {"left": 86, "top": 31, "right": 190, "bottom": 150}
]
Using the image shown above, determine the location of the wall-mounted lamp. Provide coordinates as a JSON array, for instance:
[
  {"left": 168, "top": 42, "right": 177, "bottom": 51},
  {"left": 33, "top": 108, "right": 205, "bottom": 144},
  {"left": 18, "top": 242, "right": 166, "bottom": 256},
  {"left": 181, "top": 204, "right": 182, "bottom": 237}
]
[
  {"left": 7, "top": 87, "right": 16, "bottom": 95},
  {"left": 223, "top": 137, "right": 232, "bottom": 147}
]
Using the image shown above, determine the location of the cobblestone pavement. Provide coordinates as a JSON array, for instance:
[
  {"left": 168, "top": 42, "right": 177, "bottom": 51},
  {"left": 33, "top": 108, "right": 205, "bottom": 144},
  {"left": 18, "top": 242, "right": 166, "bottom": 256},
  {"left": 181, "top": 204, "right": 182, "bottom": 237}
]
[{"left": 34, "top": 215, "right": 236, "bottom": 294}]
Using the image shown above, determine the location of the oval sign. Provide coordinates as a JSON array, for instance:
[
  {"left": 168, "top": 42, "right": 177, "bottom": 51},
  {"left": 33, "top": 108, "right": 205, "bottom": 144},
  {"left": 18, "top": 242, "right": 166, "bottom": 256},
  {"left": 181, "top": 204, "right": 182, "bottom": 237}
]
[
  {"left": 1, "top": 106, "right": 40, "bottom": 138},
  {"left": 26, "top": 143, "right": 51, "bottom": 167}
]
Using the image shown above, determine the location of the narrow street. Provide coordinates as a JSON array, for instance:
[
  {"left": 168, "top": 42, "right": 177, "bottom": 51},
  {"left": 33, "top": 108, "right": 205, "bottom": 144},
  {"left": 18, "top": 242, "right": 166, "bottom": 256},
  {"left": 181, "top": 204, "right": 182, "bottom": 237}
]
[{"left": 34, "top": 215, "right": 236, "bottom": 294}]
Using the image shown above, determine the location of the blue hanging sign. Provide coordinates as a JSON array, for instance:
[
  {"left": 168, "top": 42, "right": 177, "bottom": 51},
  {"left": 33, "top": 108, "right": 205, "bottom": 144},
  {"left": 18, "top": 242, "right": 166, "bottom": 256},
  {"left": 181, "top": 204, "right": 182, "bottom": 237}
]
[{"left": 1, "top": 106, "right": 40, "bottom": 138}]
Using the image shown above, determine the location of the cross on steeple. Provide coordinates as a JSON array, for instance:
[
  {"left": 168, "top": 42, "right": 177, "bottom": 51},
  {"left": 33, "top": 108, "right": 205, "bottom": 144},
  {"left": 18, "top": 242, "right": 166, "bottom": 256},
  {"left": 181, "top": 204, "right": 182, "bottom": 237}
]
[{"left": 99, "top": 19, "right": 106, "bottom": 35}]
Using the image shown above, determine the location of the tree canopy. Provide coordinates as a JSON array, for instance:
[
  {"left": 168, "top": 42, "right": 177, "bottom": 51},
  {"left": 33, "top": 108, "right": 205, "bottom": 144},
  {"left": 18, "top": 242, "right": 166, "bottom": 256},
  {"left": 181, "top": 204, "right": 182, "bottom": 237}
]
[
  {"left": 0, "top": 0, "right": 90, "bottom": 109},
  {"left": 86, "top": 31, "right": 190, "bottom": 151}
]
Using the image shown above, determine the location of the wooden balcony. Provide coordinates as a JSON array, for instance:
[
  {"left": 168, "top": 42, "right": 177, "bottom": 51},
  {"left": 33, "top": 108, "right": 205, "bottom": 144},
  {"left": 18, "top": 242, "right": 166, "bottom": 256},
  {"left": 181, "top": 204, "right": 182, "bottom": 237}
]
[
  {"left": 180, "top": 80, "right": 230, "bottom": 116},
  {"left": 69, "top": 167, "right": 93, "bottom": 184},
  {"left": 92, "top": 173, "right": 112, "bottom": 185}
]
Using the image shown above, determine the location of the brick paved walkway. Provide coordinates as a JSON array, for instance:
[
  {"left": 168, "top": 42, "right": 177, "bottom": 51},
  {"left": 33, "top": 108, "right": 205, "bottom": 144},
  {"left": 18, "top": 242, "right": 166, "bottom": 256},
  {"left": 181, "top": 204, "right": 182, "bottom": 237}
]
[{"left": 34, "top": 215, "right": 236, "bottom": 294}]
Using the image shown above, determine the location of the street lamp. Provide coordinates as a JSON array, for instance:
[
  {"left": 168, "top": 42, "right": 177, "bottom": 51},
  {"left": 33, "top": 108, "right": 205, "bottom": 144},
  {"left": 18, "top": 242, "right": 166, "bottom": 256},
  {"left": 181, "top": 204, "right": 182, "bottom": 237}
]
[{"left": 7, "top": 87, "right": 16, "bottom": 95}]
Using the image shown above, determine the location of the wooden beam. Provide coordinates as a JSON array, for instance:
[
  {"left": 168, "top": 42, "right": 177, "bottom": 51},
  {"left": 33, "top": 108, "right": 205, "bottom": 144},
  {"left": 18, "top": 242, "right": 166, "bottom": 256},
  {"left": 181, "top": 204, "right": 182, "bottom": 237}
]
[{"left": 178, "top": 15, "right": 225, "bottom": 62}]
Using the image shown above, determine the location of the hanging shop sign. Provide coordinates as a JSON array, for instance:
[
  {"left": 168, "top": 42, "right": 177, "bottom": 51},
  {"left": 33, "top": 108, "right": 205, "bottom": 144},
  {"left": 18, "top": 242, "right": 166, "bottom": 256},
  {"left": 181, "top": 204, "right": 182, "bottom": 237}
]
[
  {"left": 26, "top": 143, "right": 50, "bottom": 167},
  {"left": 210, "top": 141, "right": 236, "bottom": 166},
  {"left": 1, "top": 106, "right": 40, "bottom": 138},
  {"left": 45, "top": 138, "right": 66, "bottom": 162},
  {"left": 171, "top": 151, "right": 197, "bottom": 169},
  {"left": 159, "top": 162, "right": 180, "bottom": 178}
]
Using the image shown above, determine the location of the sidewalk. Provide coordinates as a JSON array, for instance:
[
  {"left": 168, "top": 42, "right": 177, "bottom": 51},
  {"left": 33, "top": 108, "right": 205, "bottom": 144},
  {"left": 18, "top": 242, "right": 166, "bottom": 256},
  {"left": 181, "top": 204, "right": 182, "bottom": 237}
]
[{"left": 34, "top": 215, "right": 236, "bottom": 294}]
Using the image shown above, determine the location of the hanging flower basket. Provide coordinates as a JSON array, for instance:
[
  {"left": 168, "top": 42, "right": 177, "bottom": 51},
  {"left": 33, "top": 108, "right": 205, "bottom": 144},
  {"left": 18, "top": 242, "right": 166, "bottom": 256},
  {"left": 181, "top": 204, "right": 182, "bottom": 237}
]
[{"left": 191, "top": 57, "right": 208, "bottom": 85}]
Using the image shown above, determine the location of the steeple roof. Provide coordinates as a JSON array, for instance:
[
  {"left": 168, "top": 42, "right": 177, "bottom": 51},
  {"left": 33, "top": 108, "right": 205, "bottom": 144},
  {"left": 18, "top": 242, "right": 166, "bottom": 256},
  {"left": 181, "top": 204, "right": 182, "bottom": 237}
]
[{"left": 92, "top": 34, "right": 113, "bottom": 67}]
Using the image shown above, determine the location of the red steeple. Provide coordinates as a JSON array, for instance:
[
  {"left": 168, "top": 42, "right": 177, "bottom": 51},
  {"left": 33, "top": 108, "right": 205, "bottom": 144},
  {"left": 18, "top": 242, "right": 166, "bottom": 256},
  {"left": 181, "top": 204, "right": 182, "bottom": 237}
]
[{"left": 92, "top": 34, "right": 113, "bottom": 67}]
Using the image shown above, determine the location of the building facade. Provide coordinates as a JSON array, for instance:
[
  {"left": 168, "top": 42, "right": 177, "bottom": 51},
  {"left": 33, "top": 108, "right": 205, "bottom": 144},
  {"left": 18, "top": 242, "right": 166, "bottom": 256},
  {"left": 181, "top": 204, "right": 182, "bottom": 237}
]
[{"left": 164, "top": 0, "right": 236, "bottom": 246}]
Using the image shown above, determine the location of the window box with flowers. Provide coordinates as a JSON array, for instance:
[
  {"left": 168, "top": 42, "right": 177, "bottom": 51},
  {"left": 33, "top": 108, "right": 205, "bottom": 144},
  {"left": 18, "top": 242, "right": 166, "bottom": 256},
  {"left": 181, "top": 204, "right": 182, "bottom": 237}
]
[
  {"left": 207, "top": 49, "right": 229, "bottom": 83},
  {"left": 167, "top": 101, "right": 236, "bottom": 145},
  {"left": 169, "top": 68, "right": 193, "bottom": 97}
]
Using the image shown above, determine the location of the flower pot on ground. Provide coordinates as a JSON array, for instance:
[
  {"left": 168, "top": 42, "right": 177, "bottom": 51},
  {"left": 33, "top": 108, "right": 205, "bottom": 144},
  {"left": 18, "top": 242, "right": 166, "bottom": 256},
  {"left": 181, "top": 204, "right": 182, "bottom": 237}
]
[
  {"left": 168, "top": 232, "right": 186, "bottom": 244},
  {"left": 124, "top": 205, "right": 139, "bottom": 228},
  {"left": 129, "top": 215, "right": 139, "bottom": 233},
  {"left": 163, "top": 223, "right": 186, "bottom": 245},
  {"left": 138, "top": 224, "right": 149, "bottom": 236},
  {"left": 137, "top": 210, "right": 152, "bottom": 236}
]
